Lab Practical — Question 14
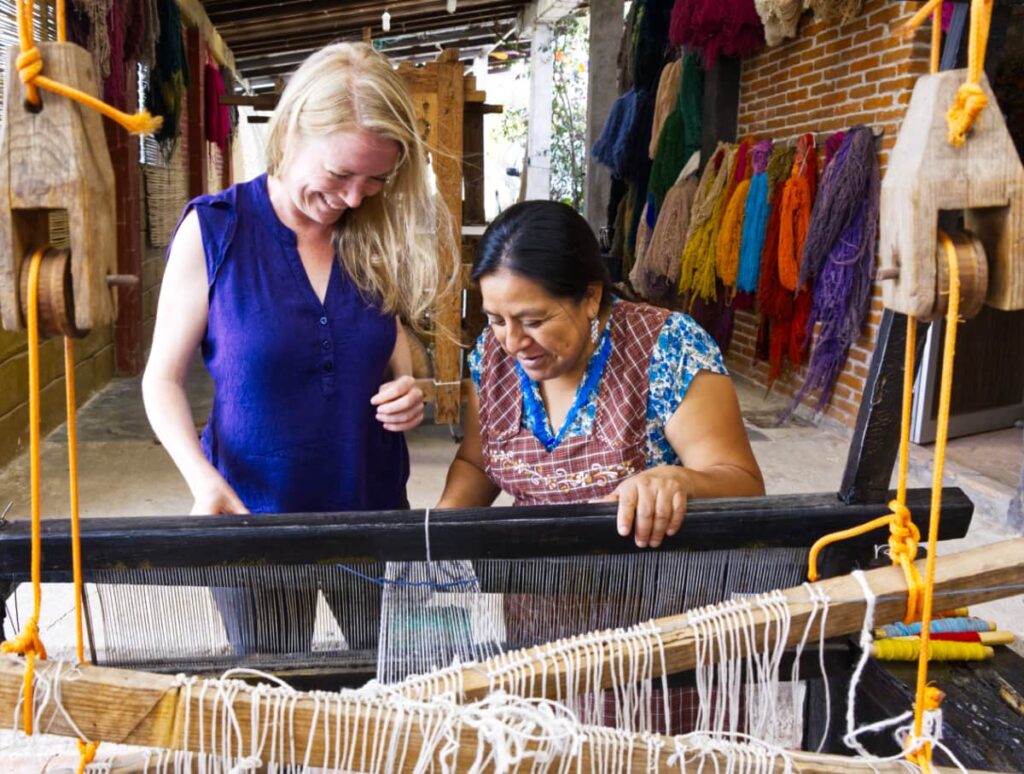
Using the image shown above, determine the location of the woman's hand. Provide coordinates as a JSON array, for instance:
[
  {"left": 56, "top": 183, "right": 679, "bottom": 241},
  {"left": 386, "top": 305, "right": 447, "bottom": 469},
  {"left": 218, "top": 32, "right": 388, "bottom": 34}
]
[
  {"left": 372, "top": 375, "right": 425, "bottom": 432},
  {"left": 600, "top": 466, "right": 691, "bottom": 548},
  {"left": 190, "top": 472, "right": 249, "bottom": 515}
]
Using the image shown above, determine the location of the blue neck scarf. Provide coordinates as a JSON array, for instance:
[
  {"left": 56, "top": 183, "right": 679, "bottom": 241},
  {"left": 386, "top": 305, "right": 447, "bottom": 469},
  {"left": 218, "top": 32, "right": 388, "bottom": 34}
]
[{"left": 515, "top": 323, "right": 613, "bottom": 452}]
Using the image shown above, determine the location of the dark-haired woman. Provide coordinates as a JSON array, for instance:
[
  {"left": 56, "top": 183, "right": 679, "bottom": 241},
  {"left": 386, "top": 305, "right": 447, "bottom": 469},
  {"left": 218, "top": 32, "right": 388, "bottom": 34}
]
[{"left": 437, "top": 200, "right": 764, "bottom": 547}]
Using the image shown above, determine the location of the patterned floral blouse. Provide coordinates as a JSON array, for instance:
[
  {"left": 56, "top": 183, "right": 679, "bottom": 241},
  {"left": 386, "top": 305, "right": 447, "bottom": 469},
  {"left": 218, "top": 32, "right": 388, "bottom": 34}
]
[{"left": 468, "top": 306, "right": 727, "bottom": 468}]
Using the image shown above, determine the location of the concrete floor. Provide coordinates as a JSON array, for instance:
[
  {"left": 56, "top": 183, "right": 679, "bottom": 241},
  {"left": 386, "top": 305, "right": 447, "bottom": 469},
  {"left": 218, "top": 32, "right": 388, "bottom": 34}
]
[{"left": 0, "top": 368, "right": 1021, "bottom": 769}]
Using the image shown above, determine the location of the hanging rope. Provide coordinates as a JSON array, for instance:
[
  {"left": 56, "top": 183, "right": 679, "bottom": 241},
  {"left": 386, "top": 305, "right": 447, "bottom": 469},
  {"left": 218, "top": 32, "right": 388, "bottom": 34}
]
[
  {"left": 900, "top": 0, "right": 994, "bottom": 147},
  {"left": 0, "top": 247, "right": 48, "bottom": 735},
  {"left": 807, "top": 6, "right": 983, "bottom": 768},
  {"left": 16, "top": 0, "right": 162, "bottom": 135}
]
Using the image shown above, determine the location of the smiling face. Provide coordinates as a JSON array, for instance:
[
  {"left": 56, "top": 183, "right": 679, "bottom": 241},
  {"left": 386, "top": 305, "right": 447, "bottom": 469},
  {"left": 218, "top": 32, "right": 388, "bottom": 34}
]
[
  {"left": 479, "top": 269, "right": 603, "bottom": 383},
  {"left": 275, "top": 128, "right": 400, "bottom": 228}
]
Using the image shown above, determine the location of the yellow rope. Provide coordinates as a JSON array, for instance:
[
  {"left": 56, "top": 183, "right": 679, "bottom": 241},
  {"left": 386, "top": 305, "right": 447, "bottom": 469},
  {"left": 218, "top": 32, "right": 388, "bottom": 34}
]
[
  {"left": 16, "top": 0, "right": 162, "bottom": 136},
  {"left": 0, "top": 247, "right": 48, "bottom": 735},
  {"left": 947, "top": 0, "right": 993, "bottom": 147},
  {"left": 898, "top": 0, "right": 993, "bottom": 147},
  {"left": 906, "top": 231, "right": 961, "bottom": 771},
  {"left": 65, "top": 337, "right": 86, "bottom": 665}
]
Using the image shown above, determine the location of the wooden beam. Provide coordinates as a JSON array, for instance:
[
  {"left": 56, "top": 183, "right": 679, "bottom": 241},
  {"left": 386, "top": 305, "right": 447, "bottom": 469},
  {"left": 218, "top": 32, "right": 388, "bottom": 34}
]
[
  {"left": 840, "top": 310, "right": 926, "bottom": 504},
  {"left": 0, "top": 660, "right": 992, "bottom": 774},
  {"left": 0, "top": 488, "right": 973, "bottom": 574},
  {"left": 218, "top": 94, "right": 278, "bottom": 109},
  {"left": 175, "top": 0, "right": 240, "bottom": 81}
]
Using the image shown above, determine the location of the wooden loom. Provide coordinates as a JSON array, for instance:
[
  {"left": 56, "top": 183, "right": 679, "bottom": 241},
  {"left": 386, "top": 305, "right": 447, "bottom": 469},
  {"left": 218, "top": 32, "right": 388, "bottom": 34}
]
[{"left": 1, "top": 537, "right": 1021, "bottom": 772}]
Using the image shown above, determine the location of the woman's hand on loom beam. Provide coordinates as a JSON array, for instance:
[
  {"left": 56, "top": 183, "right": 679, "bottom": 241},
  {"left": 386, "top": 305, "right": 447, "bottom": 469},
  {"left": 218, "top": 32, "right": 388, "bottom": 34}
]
[
  {"left": 600, "top": 466, "right": 691, "bottom": 549},
  {"left": 190, "top": 471, "right": 250, "bottom": 515},
  {"left": 372, "top": 375, "right": 425, "bottom": 432}
]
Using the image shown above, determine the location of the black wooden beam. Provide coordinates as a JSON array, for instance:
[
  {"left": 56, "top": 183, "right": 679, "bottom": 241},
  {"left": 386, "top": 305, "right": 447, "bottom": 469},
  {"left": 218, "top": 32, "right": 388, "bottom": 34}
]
[
  {"left": 0, "top": 488, "right": 972, "bottom": 576},
  {"left": 840, "top": 310, "right": 927, "bottom": 505}
]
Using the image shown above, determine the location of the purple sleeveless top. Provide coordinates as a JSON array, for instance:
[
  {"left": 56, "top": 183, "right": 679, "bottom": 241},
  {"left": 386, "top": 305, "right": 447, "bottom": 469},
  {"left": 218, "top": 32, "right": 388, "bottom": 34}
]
[{"left": 183, "top": 174, "right": 409, "bottom": 513}]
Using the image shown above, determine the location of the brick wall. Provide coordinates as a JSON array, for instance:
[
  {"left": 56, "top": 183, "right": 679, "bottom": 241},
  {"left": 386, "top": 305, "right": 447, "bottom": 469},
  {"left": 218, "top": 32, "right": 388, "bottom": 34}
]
[{"left": 727, "top": 0, "right": 930, "bottom": 427}]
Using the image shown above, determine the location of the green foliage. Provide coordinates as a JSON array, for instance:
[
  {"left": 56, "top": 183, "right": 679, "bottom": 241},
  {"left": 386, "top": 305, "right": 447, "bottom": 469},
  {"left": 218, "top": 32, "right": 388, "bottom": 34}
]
[
  {"left": 550, "top": 12, "right": 589, "bottom": 211},
  {"left": 493, "top": 11, "right": 590, "bottom": 212}
]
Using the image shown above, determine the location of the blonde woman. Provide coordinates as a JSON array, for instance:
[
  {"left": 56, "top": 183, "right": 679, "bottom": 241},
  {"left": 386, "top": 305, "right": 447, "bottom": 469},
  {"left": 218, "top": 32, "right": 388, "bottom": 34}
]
[{"left": 144, "top": 43, "right": 444, "bottom": 518}]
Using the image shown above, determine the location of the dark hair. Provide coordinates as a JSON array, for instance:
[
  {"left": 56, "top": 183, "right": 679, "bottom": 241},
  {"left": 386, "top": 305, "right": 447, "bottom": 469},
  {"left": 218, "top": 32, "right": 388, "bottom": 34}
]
[{"left": 472, "top": 200, "right": 613, "bottom": 310}]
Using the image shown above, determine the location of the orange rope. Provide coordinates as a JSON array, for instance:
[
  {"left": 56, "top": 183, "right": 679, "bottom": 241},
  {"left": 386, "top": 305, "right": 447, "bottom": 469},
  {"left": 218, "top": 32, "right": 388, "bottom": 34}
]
[
  {"left": 906, "top": 232, "right": 961, "bottom": 771},
  {"left": 16, "top": 0, "right": 161, "bottom": 135},
  {"left": 898, "top": 0, "right": 993, "bottom": 147},
  {"left": 0, "top": 247, "right": 48, "bottom": 735},
  {"left": 64, "top": 337, "right": 86, "bottom": 664},
  {"left": 946, "top": 0, "right": 993, "bottom": 147}
]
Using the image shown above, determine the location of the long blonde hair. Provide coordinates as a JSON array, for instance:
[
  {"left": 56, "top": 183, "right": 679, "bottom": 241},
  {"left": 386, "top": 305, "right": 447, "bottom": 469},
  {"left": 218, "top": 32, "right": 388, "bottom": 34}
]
[{"left": 267, "top": 43, "right": 450, "bottom": 326}]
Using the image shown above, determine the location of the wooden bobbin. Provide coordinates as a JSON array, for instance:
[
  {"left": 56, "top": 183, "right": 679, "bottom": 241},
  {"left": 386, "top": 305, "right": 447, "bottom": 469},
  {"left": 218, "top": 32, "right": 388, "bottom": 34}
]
[
  {"left": 0, "top": 42, "right": 117, "bottom": 335},
  {"left": 18, "top": 247, "right": 83, "bottom": 339}
]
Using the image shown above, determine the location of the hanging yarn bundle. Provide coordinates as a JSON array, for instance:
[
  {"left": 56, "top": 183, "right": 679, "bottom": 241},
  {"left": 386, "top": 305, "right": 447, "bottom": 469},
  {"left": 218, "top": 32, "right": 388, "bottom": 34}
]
[
  {"left": 631, "top": 0, "right": 677, "bottom": 92},
  {"left": 140, "top": 0, "right": 160, "bottom": 69},
  {"left": 669, "top": 0, "right": 766, "bottom": 66},
  {"left": 592, "top": 90, "right": 641, "bottom": 179},
  {"left": 102, "top": 0, "right": 128, "bottom": 107},
  {"left": 805, "top": 0, "right": 863, "bottom": 25},
  {"left": 754, "top": 0, "right": 804, "bottom": 46},
  {"left": 754, "top": 143, "right": 795, "bottom": 386},
  {"left": 736, "top": 139, "right": 774, "bottom": 293},
  {"left": 777, "top": 134, "right": 818, "bottom": 292},
  {"left": 204, "top": 61, "right": 231, "bottom": 151},
  {"left": 771, "top": 133, "right": 819, "bottom": 378},
  {"left": 147, "top": 0, "right": 190, "bottom": 158},
  {"left": 648, "top": 52, "right": 704, "bottom": 211},
  {"left": 790, "top": 125, "right": 880, "bottom": 413},
  {"left": 716, "top": 139, "right": 755, "bottom": 289},
  {"left": 648, "top": 59, "right": 682, "bottom": 160},
  {"left": 640, "top": 151, "right": 701, "bottom": 301},
  {"left": 679, "top": 143, "right": 736, "bottom": 304}
]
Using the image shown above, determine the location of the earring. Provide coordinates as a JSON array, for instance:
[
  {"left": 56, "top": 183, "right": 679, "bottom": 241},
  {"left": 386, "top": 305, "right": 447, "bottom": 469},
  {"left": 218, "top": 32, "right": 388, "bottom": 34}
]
[{"left": 590, "top": 317, "right": 599, "bottom": 344}]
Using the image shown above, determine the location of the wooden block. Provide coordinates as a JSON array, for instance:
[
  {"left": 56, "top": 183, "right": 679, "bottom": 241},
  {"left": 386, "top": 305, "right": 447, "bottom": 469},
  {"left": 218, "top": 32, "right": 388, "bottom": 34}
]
[
  {"left": 0, "top": 42, "right": 117, "bottom": 333},
  {"left": 879, "top": 70, "right": 1024, "bottom": 317}
]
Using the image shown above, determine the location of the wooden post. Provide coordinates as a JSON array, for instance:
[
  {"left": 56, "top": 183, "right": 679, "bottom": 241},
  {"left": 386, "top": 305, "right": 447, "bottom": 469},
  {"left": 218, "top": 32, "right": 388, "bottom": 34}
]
[
  {"left": 185, "top": 25, "right": 207, "bottom": 199},
  {"left": 428, "top": 50, "right": 464, "bottom": 424},
  {"left": 525, "top": 22, "right": 554, "bottom": 199},
  {"left": 839, "top": 310, "right": 925, "bottom": 504},
  {"left": 700, "top": 57, "right": 740, "bottom": 175}
]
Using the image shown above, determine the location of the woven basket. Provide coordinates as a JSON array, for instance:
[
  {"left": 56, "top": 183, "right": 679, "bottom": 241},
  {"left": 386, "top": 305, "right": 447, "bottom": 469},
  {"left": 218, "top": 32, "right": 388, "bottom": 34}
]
[{"left": 143, "top": 143, "right": 188, "bottom": 248}]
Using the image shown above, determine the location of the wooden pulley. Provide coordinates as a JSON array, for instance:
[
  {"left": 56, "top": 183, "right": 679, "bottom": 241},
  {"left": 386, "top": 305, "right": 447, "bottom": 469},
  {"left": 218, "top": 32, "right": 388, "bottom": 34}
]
[
  {"left": 929, "top": 230, "right": 988, "bottom": 322},
  {"left": 0, "top": 42, "right": 117, "bottom": 335},
  {"left": 878, "top": 70, "right": 1024, "bottom": 317},
  {"left": 18, "top": 246, "right": 84, "bottom": 339}
]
